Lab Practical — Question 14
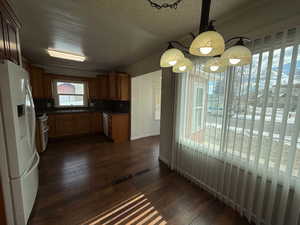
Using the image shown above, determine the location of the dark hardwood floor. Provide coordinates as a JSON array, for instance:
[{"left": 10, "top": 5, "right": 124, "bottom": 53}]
[{"left": 28, "top": 135, "right": 250, "bottom": 225}]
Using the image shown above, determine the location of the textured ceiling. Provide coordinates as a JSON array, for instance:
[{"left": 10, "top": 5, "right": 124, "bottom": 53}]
[{"left": 12, "top": 0, "right": 255, "bottom": 74}]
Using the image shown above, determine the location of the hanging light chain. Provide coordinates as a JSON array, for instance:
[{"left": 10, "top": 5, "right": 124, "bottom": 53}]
[{"left": 146, "top": 0, "right": 183, "bottom": 9}]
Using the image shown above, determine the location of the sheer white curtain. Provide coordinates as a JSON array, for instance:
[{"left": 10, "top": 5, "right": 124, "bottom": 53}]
[{"left": 172, "top": 28, "right": 300, "bottom": 225}]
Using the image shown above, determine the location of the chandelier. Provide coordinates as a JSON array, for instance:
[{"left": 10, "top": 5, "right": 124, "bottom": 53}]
[
  {"left": 155, "top": 0, "right": 252, "bottom": 73},
  {"left": 146, "top": 0, "right": 183, "bottom": 9}
]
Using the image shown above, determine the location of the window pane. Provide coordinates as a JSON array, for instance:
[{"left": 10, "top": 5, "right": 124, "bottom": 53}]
[
  {"left": 57, "top": 82, "right": 85, "bottom": 95},
  {"left": 196, "top": 88, "right": 203, "bottom": 107},
  {"left": 59, "top": 95, "right": 84, "bottom": 106}
]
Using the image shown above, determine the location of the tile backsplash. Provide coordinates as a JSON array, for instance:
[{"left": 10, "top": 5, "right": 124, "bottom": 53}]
[
  {"left": 91, "top": 99, "right": 130, "bottom": 113},
  {"left": 33, "top": 98, "right": 54, "bottom": 112}
]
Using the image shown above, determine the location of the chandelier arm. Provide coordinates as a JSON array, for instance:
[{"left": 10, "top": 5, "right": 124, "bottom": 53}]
[
  {"left": 225, "top": 36, "right": 251, "bottom": 44},
  {"left": 166, "top": 41, "right": 191, "bottom": 55},
  {"left": 189, "top": 32, "right": 196, "bottom": 39},
  {"left": 169, "top": 41, "right": 189, "bottom": 50}
]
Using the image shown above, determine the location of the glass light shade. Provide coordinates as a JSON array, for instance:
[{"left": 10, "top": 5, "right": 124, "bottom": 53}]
[
  {"left": 221, "top": 45, "right": 252, "bottom": 66},
  {"left": 203, "top": 57, "right": 227, "bottom": 73},
  {"left": 189, "top": 31, "right": 225, "bottom": 56},
  {"left": 173, "top": 58, "right": 193, "bottom": 73},
  {"left": 160, "top": 48, "right": 185, "bottom": 67}
]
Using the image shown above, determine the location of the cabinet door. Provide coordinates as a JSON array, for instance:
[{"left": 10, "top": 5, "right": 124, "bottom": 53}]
[
  {"left": 74, "top": 113, "right": 91, "bottom": 135},
  {"left": 2, "top": 18, "right": 10, "bottom": 61},
  {"left": 0, "top": 2, "right": 21, "bottom": 65},
  {"left": 118, "top": 74, "right": 130, "bottom": 101},
  {"left": 43, "top": 75, "right": 52, "bottom": 99},
  {"left": 29, "top": 66, "right": 44, "bottom": 98},
  {"left": 48, "top": 115, "right": 56, "bottom": 138},
  {"left": 0, "top": 13, "right": 5, "bottom": 60},
  {"left": 7, "top": 22, "right": 19, "bottom": 64},
  {"left": 88, "top": 78, "right": 97, "bottom": 100},
  {"left": 97, "top": 75, "right": 108, "bottom": 100},
  {"left": 55, "top": 114, "right": 74, "bottom": 136},
  {"left": 111, "top": 114, "right": 129, "bottom": 142},
  {"left": 108, "top": 73, "right": 118, "bottom": 100},
  {"left": 90, "top": 112, "right": 102, "bottom": 133}
]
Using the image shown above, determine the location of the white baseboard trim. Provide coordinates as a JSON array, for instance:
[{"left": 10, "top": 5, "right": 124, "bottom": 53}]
[{"left": 131, "top": 133, "right": 160, "bottom": 140}]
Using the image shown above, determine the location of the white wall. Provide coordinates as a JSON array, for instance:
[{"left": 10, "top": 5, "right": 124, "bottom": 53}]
[{"left": 131, "top": 70, "right": 162, "bottom": 140}]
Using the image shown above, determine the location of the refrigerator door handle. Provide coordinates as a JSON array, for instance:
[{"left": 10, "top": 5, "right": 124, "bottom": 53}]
[
  {"left": 23, "top": 152, "right": 40, "bottom": 178},
  {"left": 25, "top": 83, "right": 36, "bottom": 151}
]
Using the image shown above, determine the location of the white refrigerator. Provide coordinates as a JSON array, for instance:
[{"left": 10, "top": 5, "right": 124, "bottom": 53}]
[{"left": 0, "top": 60, "right": 39, "bottom": 225}]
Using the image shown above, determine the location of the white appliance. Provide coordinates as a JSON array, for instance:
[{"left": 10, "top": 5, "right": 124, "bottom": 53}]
[
  {"left": 103, "top": 113, "right": 109, "bottom": 137},
  {"left": 37, "top": 114, "right": 48, "bottom": 152},
  {"left": 0, "top": 60, "right": 39, "bottom": 225}
]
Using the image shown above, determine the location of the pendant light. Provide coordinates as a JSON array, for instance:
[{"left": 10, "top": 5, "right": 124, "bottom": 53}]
[
  {"left": 203, "top": 56, "right": 226, "bottom": 73},
  {"left": 160, "top": 44, "right": 185, "bottom": 67},
  {"left": 156, "top": 0, "right": 252, "bottom": 71},
  {"left": 189, "top": 0, "right": 225, "bottom": 57},
  {"left": 173, "top": 57, "right": 193, "bottom": 73},
  {"left": 189, "top": 21, "right": 225, "bottom": 57},
  {"left": 221, "top": 38, "right": 252, "bottom": 66}
]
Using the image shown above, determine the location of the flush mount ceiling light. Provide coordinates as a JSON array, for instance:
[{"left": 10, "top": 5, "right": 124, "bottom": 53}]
[
  {"left": 155, "top": 0, "right": 252, "bottom": 73},
  {"left": 221, "top": 37, "right": 252, "bottom": 66},
  {"left": 160, "top": 45, "right": 185, "bottom": 67},
  {"left": 203, "top": 56, "right": 226, "bottom": 73},
  {"left": 173, "top": 57, "right": 193, "bottom": 73},
  {"left": 47, "top": 49, "right": 86, "bottom": 62}
]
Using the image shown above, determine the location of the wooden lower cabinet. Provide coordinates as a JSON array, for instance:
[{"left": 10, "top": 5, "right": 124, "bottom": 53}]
[
  {"left": 47, "top": 114, "right": 56, "bottom": 138},
  {"left": 48, "top": 112, "right": 103, "bottom": 138},
  {"left": 103, "top": 113, "right": 129, "bottom": 143},
  {"left": 90, "top": 112, "right": 102, "bottom": 133},
  {"left": 74, "top": 113, "right": 91, "bottom": 135},
  {"left": 55, "top": 114, "right": 74, "bottom": 137}
]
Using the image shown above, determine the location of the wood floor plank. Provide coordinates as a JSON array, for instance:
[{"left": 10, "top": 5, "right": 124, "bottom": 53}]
[{"left": 28, "top": 135, "right": 250, "bottom": 225}]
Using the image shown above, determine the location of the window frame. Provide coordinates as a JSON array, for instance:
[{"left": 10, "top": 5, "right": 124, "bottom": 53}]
[
  {"left": 191, "top": 84, "right": 206, "bottom": 133},
  {"left": 52, "top": 79, "right": 88, "bottom": 108}
]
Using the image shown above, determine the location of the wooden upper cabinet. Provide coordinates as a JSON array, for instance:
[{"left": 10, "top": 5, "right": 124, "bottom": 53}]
[
  {"left": 29, "top": 66, "right": 45, "bottom": 98},
  {"left": 97, "top": 75, "right": 108, "bottom": 100},
  {"left": 88, "top": 78, "right": 98, "bottom": 100},
  {"left": 108, "top": 72, "right": 118, "bottom": 100},
  {"left": 117, "top": 74, "right": 130, "bottom": 101},
  {"left": 0, "top": 0, "right": 21, "bottom": 65},
  {"left": 7, "top": 21, "right": 18, "bottom": 64},
  {"left": 43, "top": 75, "right": 52, "bottom": 99},
  {"left": 107, "top": 73, "right": 130, "bottom": 101},
  {"left": 0, "top": 13, "right": 5, "bottom": 60}
]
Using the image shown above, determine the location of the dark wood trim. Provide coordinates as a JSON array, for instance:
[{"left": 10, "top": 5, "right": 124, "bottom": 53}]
[
  {"left": 0, "top": 0, "right": 21, "bottom": 28},
  {"left": 0, "top": 182, "right": 7, "bottom": 225}
]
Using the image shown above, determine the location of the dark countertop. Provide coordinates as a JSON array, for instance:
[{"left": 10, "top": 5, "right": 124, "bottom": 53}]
[{"left": 36, "top": 108, "right": 128, "bottom": 115}]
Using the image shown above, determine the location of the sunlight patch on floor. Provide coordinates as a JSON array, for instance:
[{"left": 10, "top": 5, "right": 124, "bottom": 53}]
[{"left": 82, "top": 193, "right": 167, "bottom": 225}]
